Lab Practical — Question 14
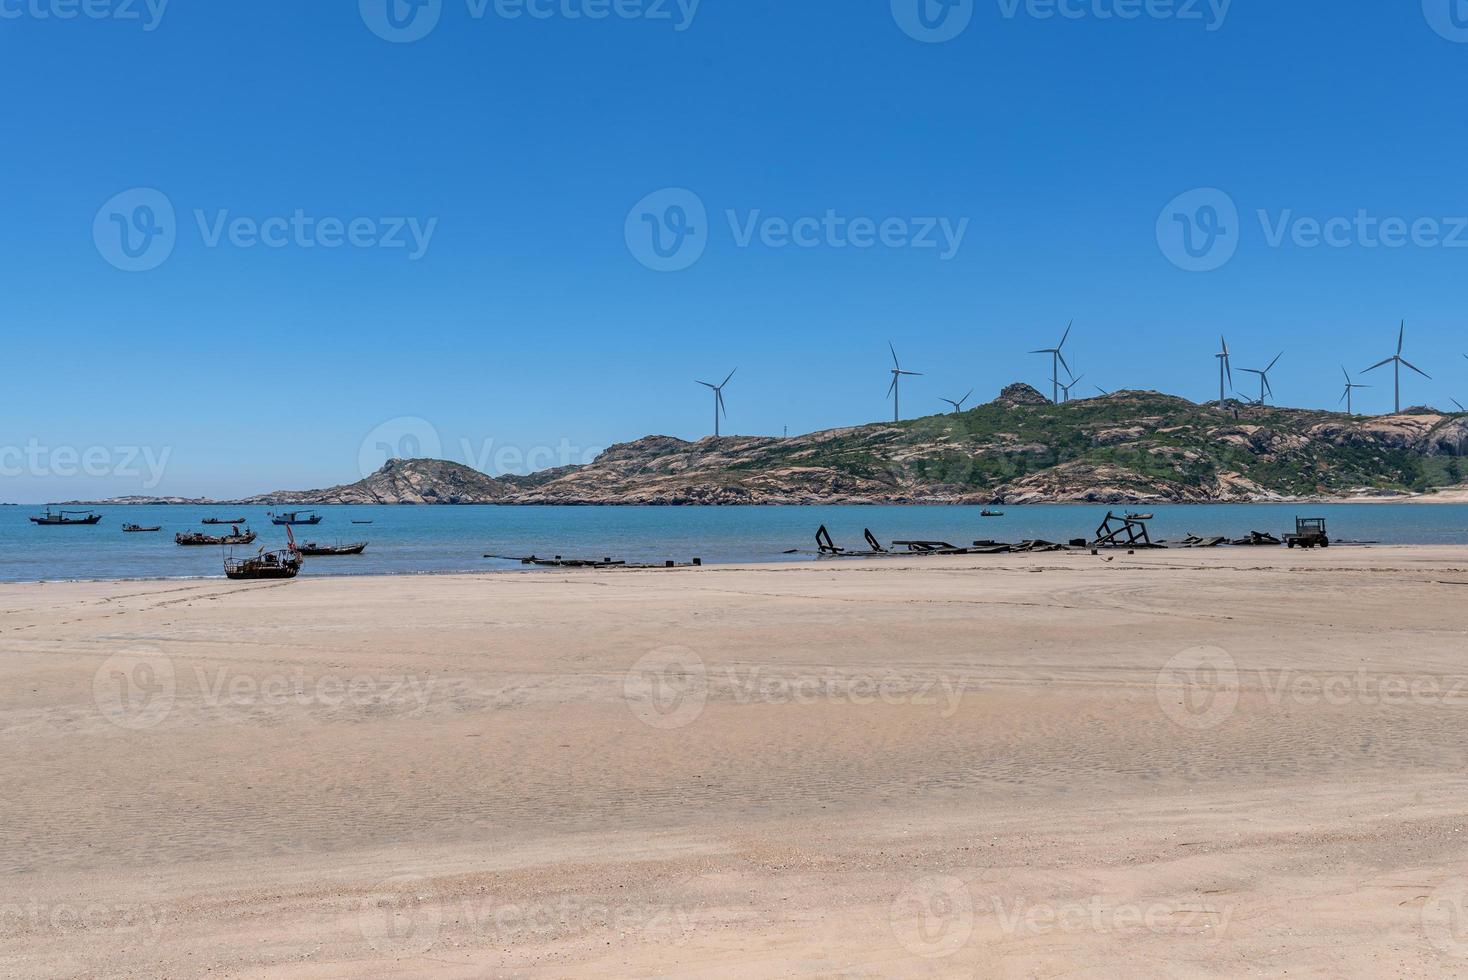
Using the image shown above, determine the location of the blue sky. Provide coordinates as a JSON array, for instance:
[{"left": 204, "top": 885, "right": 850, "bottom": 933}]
[{"left": 4, "top": 0, "right": 1468, "bottom": 500}]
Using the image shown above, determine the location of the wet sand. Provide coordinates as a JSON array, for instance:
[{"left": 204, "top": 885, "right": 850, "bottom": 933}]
[{"left": 4, "top": 546, "right": 1468, "bottom": 977}]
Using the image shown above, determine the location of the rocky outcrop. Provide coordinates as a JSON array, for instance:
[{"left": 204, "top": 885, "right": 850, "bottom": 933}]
[{"left": 77, "top": 384, "right": 1468, "bottom": 507}]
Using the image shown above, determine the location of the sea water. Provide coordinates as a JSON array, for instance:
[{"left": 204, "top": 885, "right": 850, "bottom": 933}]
[{"left": 2, "top": 503, "right": 1467, "bottom": 583}]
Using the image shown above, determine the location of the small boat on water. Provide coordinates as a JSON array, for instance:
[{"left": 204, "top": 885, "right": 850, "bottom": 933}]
[
  {"left": 980, "top": 510, "right": 1004, "bottom": 518},
  {"left": 225, "top": 527, "right": 303, "bottom": 580},
  {"left": 202, "top": 517, "right": 246, "bottom": 525},
  {"left": 351, "top": 520, "right": 374, "bottom": 525},
  {"left": 122, "top": 523, "right": 161, "bottom": 533},
  {"left": 30, "top": 507, "right": 102, "bottom": 526},
  {"left": 177, "top": 529, "right": 257, "bottom": 546},
  {"left": 270, "top": 511, "right": 322, "bottom": 526},
  {"left": 298, "top": 541, "right": 367, "bottom": 556}
]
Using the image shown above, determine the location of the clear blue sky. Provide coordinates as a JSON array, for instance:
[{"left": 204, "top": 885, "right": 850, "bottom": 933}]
[{"left": 4, "top": 1, "right": 1468, "bottom": 501}]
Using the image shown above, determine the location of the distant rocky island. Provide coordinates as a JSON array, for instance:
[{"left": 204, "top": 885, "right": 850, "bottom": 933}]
[{"left": 72, "top": 385, "right": 1468, "bottom": 506}]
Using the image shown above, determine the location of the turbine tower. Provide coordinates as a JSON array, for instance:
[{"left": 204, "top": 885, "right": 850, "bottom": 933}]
[
  {"left": 1214, "top": 336, "right": 1232, "bottom": 406},
  {"left": 1363, "top": 321, "right": 1429, "bottom": 414},
  {"left": 1237, "top": 352, "right": 1283, "bottom": 405},
  {"left": 695, "top": 368, "right": 736, "bottom": 438},
  {"left": 887, "top": 343, "right": 922, "bottom": 422},
  {"left": 1339, "top": 366, "right": 1369, "bottom": 416},
  {"left": 939, "top": 389, "right": 974, "bottom": 414},
  {"left": 1029, "top": 320, "right": 1073, "bottom": 404}
]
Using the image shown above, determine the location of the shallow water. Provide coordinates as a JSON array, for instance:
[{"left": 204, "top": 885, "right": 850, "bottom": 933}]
[{"left": 3, "top": 503, "right": 1467, "bottom": 583}]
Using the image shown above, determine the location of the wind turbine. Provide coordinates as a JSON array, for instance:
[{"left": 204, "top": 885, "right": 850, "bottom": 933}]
[
  {"left": 695, "top": 368, "right": 736, "bottom": 437},
  {"left": 939, "top": 389, "right": 974, "bottom": 414},
  {"left": 1339, "top": 365, "right": 1369, "bottom": 416},
  {"left": 1363, "top": 321, "right": 1429, "bottom": 414},
  {"left": 1237, "top": 352, "right": 1283, "bottom": 405},
  {"left": 1059, "top": 373, "right": 1085, "bottom": 403},
  {"left": 1214, "top": 336, "right": 1233, "bottom": 406},
  {"left": 1029, "top": 320, "right": 1072, "bottom": 404},
  {"left": 887, "top": 343, "right": 922, "bottom": 422}
]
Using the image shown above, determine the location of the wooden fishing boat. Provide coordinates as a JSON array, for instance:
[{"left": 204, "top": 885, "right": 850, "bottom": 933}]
[
  {"left": 225, "top": 526, "right": 303, "bottom": 580},
  {"left": 30, "top": 507, "right": 102, "bottom": 526},
  {"left": 201, "top": 517, "right": 246, "bottom": 525},
  {"left": 270, "top": 511, "right": 322, "bottom": 526},
  {"left": 177, "top": 529, "right": 257, "bottom": 546},
  {"left": 122, "top": 523, "right": 161, "bottom": 533},
  {"left": 980, "top": 510, "right": 1004, "bottom": 517},
  {"left": 298, "top": 541, "right": 367, "bottom": 556}
]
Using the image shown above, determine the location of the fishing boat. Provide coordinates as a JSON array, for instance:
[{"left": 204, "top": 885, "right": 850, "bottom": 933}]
[
  {"left": 122, "top": 523, "right": 161, "bottom": 533},
  {"left": 201, "top": 517, "right": 246, "bottom": 525},
  {"left": 30, "top": 507, "right": 102, "bottom": 526},
  {"left": 980, "top": 510, "right": 1004, "bottom": 518},
  {"left": 225, "top": 527, "right": 302, "bottom": 580},
  {"left": 298, "top": 541, "right": 367, "bottom": 556},
  {"left": 351, "top": 520, "right": 374, "bottom": 525},
  {"left": 177, "top": 529, "right": 257, "bottom": 546},
  {"left": 270, "top": 510, "right": 322, "bottom": 526}
]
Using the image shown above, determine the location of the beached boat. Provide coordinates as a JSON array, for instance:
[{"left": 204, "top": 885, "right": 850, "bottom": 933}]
[
  {"left": 177, "top": 530, "right": 257, "bottom": 546},
  {"left": 122, "top": 524, "right": 161, "bottom": 533},
  {"left": 201, "top": 517, "right": 246, "bottom": 525},
  {"left": 225, "top": 526, "right": 303, "bottom": 580},
  {"left": 30, "top": 508, "right": 102, "bottom": 526},
  {"left": 270, "top": 511, "right": 322, "bottom": 525},
  {"left": 298, "top": 541, "right": 367, "bottom": 556}
]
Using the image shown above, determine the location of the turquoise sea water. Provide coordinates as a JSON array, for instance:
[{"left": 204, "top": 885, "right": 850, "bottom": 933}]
[{"left": 3, "top": 503, "right": 1467, "bottom": 583}]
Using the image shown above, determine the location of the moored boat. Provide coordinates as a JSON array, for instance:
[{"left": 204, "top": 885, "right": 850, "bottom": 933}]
[
  {"left": 270, "top": 511, "right": 322, "bottom": 525},
  {"left": 30, "top": 507, "right": 102, "bottom": 526},
  {"left": 177, "top": 529, "right": 257, "bottom": 546},
  {"left": 201, "top": 517, "right": 246, "bottom": 525},
  {"left": 122, "top": 523, "right": 162, "bottom": 532},
  {"left": 225, "top": 526, "right": 303, "bottom": 580},
  {"left": 298, "top": 541, "right": 367, "bottom": 556}
]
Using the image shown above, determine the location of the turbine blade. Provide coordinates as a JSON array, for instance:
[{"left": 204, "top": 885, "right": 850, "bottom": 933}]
[
  {"left": 1454, "top": 399, "right": 1466, "bottom": 412},
  {"left": 1341, "top": 364, "right": 1350, "bottom": 383},
  {"left": 718, "top": 390, "right": 727, "bottom": 418},
  {"left": 696, "top": 381, "right": 716, "bottom": 389},
  {"left": 1339, "top": 389, "right": 1347, "bottom": 405},
  {"left": 1029, "top": 348, "right": 1054, "bottom": 355},
  {"left": 1362, "top": 358, "right": 1393, "bottom": 372},
  {"left": 1399, "top": 357, "right": 1430, "bottom": 379},
  {"left": 887, "top": 375, "right": 898, "bottom": 397},
  {"left": 1056, "top": 351, "right": 1071, "bottom": 376},
  {"left": 1266, "top": 351, "right": 1283, "bottom": 372},
  {"left": 962, "top": 389, "right": 973, "bottom": 403},
  {"left": 1397, "top": 320, "right": 1405, "bottom": 355},
  {"left": 889, "top": 342, "right": 899, "bottom": 369},
  {"left": 1059, "top": 320, "right": 1072, "bottom": 349},
  {"left": 721, "top": 367, "right": 737, "bottom": 387}
]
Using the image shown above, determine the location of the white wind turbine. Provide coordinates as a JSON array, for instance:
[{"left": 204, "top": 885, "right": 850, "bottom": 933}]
[{"left": 696, "top": 368, "right": 736, "bottom": 437}]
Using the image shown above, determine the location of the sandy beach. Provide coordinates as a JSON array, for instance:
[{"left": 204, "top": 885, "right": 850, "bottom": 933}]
[{"left": 4, "top": 547, "right": 1468, "bottom": 977}]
